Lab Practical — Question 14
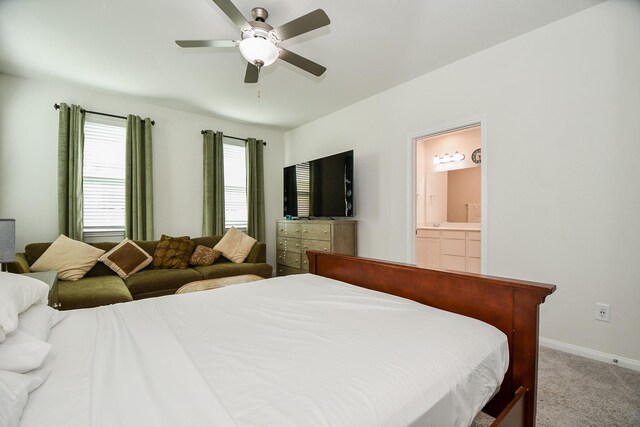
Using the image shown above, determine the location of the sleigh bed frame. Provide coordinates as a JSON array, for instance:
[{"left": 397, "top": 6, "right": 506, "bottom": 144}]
[{"left": 307, "top": 251, "right": 556, "bottom": 427}]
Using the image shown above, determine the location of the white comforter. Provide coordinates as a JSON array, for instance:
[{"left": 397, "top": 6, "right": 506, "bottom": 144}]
[{"left": 20, "top": 274, "right": 508, "bottom": 427}]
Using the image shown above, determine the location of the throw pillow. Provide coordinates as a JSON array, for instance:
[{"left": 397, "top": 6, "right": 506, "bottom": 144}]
[
  {"left": 214, "top": 227, "right": 257, "bottom": 263},
  {"left": 189, "top": 245, "right": 222, "bottom": 266},
  {"left": 99, "top": 239, "right": 153, "bottom": 279},
  {"left": 152, "top": 235, "right": 195, "bottom": 269},
  {"left": 30, "top": 235, "right": 105, "bottom": 281}
]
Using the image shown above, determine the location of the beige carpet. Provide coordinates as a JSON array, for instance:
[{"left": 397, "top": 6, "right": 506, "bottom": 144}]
[{"left": 471, "top": 346, "right": 640, "bottom": 426}]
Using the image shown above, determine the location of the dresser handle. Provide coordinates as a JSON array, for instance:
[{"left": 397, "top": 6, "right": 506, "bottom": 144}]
[
  {"left": 323, "top": 248, "right": 328, "bottom": 251},
  {"left": 324, "top": 230, "right": 327, "bottom": 234},
  {"left": 303, "top": 229, "right": 307, "bottom": 233}
]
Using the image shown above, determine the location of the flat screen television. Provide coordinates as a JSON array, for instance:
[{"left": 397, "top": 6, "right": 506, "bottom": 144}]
[{"left": 283, "top": 150, "right": 354, "bottom": 218}]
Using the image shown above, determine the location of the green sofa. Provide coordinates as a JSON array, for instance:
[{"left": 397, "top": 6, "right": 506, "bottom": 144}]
[{"left": 9, "top": 236, "right": 273, "bottom": 310}]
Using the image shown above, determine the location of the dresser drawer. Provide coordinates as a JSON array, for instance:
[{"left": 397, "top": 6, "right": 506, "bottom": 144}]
[
  {"left": 277, "top": 222, "right": 301, "bottom": 238},
  {"left": 277, "top": 237, "right": 302, "bottom": 253},
  {"left": 300, "top": 224, "right": 331, "bottom": 241},
  {"left": 302, "top": 239, "right": 331, "bottom": 253},
  {"left": 417, "top": 229, "right": 440, "bottom": 238},
  {"left": 466, "top": 257, "right": 481, "bottom": 274},
  {"left": 300, "top": 254, "right": 310, "bottom": 271},
  {"left": 466, "top": 239, "right": 481, "bottom": 258},
  {"left": 276, "top": 264, "right": 305, "bottom": 276},
  {"left": 442, "top": 255, "right": 466, "bottom": 272},
  {"left": 276, "top": 250, "right": 301, "bottom": 269},
  {"left": 467, "top": 231, "right": 481, "bottom": 241},
  {"left": 441, "top": 230, "right": 465, "bottom": 240},
  {"left": 441, "top": 238, "right": 465, "bottom": 256}
]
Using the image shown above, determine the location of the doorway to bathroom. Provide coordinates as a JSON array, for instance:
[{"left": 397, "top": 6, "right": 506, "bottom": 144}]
[{"left": 410, "top": 122, "right": 484, "bottom": 273}]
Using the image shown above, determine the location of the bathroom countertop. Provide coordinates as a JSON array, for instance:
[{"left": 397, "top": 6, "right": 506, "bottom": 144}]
[{"left": 418, "top": 223, "right": 481, "bottom": 231}]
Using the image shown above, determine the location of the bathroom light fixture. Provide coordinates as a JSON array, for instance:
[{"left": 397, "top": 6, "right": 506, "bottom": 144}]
[{"left": 433, "top": 151, "right": 465, "bottom": 165}]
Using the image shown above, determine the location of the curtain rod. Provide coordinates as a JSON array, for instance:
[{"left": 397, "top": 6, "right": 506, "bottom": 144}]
[
  {"left": 200, "top": 130, "right": 267, "bottom": 146},
  {"left": 54, "top": 103, "right": 155, "bottom": 126}
]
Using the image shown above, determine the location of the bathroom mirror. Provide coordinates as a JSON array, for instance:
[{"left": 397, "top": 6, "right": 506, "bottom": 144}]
[
  {"left": 416, "top": 125, "right": 482, "bottom": 227},
  {"left": 425, "top": 165, "right": 480, "bottom": 224}
]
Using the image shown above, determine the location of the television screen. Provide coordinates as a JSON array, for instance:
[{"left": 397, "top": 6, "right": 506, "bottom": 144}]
[{"left": 283, "top": 150, "right": 354, "bottom": 218}]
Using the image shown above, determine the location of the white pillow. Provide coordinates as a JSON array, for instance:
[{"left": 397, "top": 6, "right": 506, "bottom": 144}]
[
  {"left": 0, "top": 272, "right": 49, "bottom": 343},
  {"left": 18, "top": 305, "right": 69, "bottom": 342},
  {"left": 0, "top": 331, "right": 52, "bottom": 373},
  {"left": 30, "top": 234, "right": 105, "bottom": 281},
  {"left": 0, "top": 370, "right": 32, "bottom": 427},
  {"left": 214, "top": 227, "right": 257, "bottom": 263},
  {"left": 23, "top": 349, "right": 57, "bottom": 392}
]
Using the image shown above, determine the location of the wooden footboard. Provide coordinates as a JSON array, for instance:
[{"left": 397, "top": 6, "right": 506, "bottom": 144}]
[
  {"left": 307, "top": 251, "right": 555, "bottom": 427},
  {"left": 492, "top": 387, "right": 527, "bottom": 427}
]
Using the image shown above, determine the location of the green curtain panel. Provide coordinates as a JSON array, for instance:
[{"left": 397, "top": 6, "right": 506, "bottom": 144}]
[
  {"left": 57, "top": 103, "right": 85, "bottom": 240},
  {"left": 202, "top": 130, "right": 225, "bottom": 235},
  {"left": 125, "top": 115, "right": 154, "bottom": 240},
  {"left": 246, "top": 138, "right": 265, "bottom": 242}
]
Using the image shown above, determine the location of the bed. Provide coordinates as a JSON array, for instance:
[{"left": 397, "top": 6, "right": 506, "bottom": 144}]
[
  {"left": 307, "top": 251, "right": 556, "bottom": 427},
  {"left": 11, "top": 252, "right": 555, "bottom": 427}
]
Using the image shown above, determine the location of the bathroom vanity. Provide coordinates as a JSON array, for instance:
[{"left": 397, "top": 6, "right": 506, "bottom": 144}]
[{"left": 416, "top": 223, "right": 480, "bottom": 274}]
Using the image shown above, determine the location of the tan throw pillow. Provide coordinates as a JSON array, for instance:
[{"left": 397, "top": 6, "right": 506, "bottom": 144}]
[
  {"left": 30, "top": 235, "right": 105, "bottom": 281},
  {"left": 214, "top": 227, "right": 256, "bottom": 263},
  {"left": 98, "top": 239, "right": 152, "bottom": 279},
  {"left": 152, "top": 235, "right": 195, "bottom": 269},
  {"left": 190, "top": 245, "right": 222, "bottom": 266}
]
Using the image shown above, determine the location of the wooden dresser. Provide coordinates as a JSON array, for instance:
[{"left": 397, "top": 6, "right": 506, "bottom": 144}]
[{"left": 276, "top": 219, "right": 357, "bottom": 276}]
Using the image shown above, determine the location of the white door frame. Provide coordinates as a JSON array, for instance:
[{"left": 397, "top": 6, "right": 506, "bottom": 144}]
[{"left": 406, "top": 117, "right": 488, "bottom": 273}]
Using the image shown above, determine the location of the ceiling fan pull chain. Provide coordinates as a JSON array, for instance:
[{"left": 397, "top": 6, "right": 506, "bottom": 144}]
[{"left": 257, "top": 81, "right": 261, "bottom": 98}]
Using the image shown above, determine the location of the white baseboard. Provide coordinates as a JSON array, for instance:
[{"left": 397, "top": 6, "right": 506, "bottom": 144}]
[{"left": 540, "top": 337, "right": 640, "bottom": 372}]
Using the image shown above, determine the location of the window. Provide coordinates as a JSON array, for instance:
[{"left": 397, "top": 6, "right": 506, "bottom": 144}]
[
  {"left": 295, "top": 163, "right": 310, "bottom": 217},
  {"left": 223, "top": 141, "right": 247, "bottom": 230},
  {"left": 82, "top": 119, "right": 126, "bottom": 236}
]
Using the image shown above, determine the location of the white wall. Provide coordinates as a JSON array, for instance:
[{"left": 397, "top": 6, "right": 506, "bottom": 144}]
[
  {"left": 0, "top": 73, "right": 284, "bottom": 268},
  {"left": 285, "top": 0, "right": 640, "bottom": 362}
]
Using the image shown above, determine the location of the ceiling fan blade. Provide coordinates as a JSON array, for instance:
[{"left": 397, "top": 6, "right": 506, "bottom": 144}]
[
  {"left": 175, "top": 40, "right": 237, "bottom": 48},
  {"left": 272, "top": 9, "right": 330, "bottom": 41},
  {"left": 210, "top": 0, "right": 251, "bottom": 31},
  {"left": 244, "top": 63, "right": 259, "bottom": 83},
  {"left": 279, "top": 48, "right": 326, "bottom": 77}
]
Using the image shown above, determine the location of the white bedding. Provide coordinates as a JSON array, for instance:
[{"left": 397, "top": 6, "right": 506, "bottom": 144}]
[{"left": 20, "top": 273, "right": 508, "bottom": 427}]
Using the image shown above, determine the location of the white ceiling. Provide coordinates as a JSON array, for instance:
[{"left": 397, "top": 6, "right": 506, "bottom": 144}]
[{"left": 0, "top": 0, "right": 604, "bottom": 131}]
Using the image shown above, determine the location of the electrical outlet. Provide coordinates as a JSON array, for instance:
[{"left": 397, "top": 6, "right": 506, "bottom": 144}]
[{"left": 595, "top": 303, "right": 610, "bottom": 322}]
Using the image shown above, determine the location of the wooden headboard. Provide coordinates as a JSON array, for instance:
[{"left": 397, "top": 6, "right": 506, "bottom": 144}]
[{"left": 307, "top": 251, "right": 555, "bottom": 427}]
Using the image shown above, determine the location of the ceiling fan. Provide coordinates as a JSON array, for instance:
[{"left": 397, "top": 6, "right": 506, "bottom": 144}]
[{"left": 176, "top": 0, "right": 330, "bottom": 83}]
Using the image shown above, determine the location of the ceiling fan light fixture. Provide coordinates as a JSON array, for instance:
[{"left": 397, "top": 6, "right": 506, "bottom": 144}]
[{"left": 239, "top": 37, "right": 279, "bottom": 67}]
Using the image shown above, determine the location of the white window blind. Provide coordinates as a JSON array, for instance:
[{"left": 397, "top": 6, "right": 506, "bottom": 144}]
[
  {"left": 83, "top": 120, "right": 126, "bottom": 235},
  {"left": 295, "top": 163, "right": 310, "bottom": 217},
  {"left": 223, "top": 142, "right": 247, "bottom": 229}
]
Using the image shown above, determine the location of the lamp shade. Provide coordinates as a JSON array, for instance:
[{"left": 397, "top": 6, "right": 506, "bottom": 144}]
[
  {"left": 0, "top": 219, "right": 16, "bottom": 263},
  {"left": 239, "top": 37, "right": 279, "bottom": 67}
]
